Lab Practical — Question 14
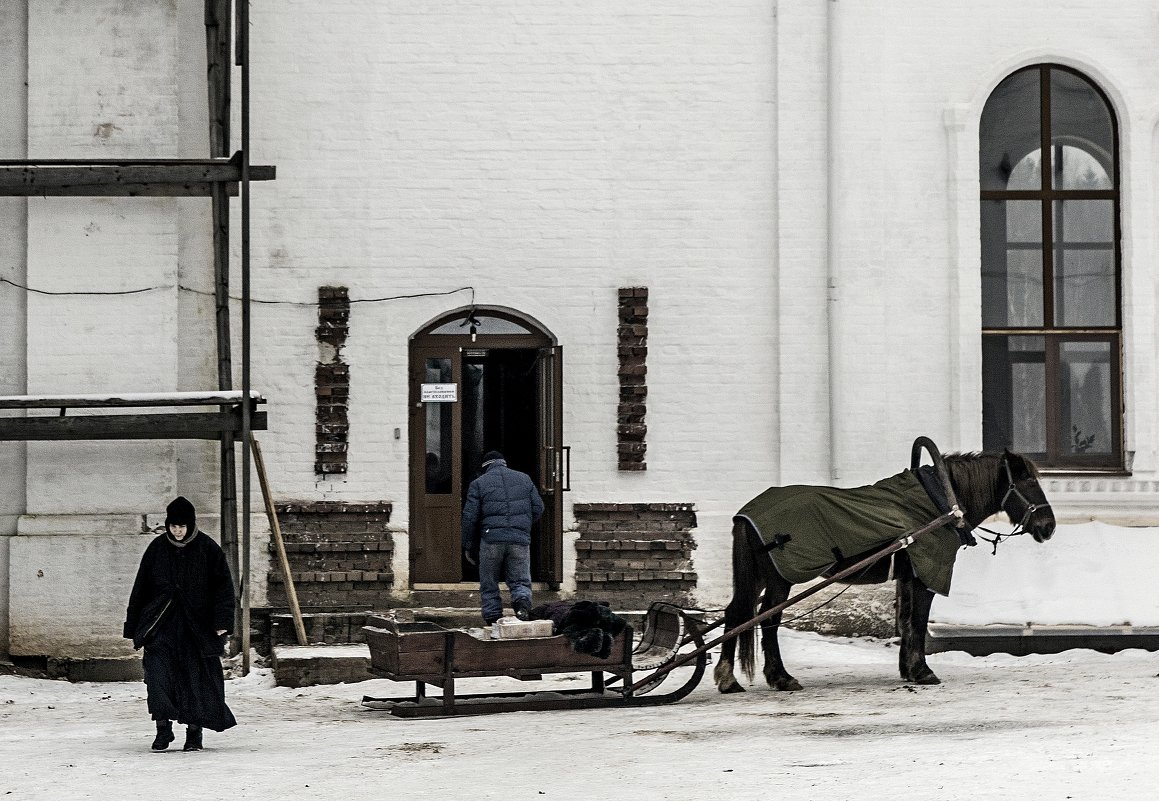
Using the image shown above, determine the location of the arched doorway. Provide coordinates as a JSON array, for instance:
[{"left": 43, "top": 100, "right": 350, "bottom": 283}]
[{"left": 409, "top": 307, "right": 565, "bottom": 587}]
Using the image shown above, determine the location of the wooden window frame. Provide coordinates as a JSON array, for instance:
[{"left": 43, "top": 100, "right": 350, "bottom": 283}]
[{"left": 980, "top": 64, "right": 1125, "bottom": 471}]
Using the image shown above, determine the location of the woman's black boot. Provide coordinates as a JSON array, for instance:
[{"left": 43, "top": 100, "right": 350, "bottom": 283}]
[
  {"left": 183, "top": 724, "right": 203, "bottom": 752},
  {"left": 151, "top": 720, "right": 174, "bottom": 751}
]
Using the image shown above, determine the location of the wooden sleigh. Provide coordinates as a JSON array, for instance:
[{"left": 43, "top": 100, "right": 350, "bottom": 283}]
[{"left": 360, "top": 602, "right": 709, "bottom": 718}]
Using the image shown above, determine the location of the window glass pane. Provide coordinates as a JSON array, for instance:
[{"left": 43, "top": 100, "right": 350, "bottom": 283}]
[
  {"left": 1006, "top": 150, "right": 1042, "bottom": 191},
  {"left": 424, "top": 358, "right": 453, "bottom": 494},
  {"left": 1053, "top": 145, "right": 1111, "bottom": 190},
  {"left": 980, "top": 68, "right": 1041, "bottom": 191},
  {"left": 1052, "top": 200, "right": 1115, "bottom": 326},
  {"left": 1059, "top": 341, "right": 1113, "bottom": 455},
  {"left": 981, "top": 200, "right": 1043, "bottom": 327},
  {"left": 1050, "top": 69, "right": 1114, "bottom": 190},
  {"left": 982, "top": 335, "right": 1046, "bottom": 455},
  {"left": 430, "top": 315, "right": 532, "bottom": 335}
]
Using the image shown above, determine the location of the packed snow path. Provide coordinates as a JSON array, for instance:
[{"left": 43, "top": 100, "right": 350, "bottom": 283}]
[{"left": 2, "top": 630, "right": 1155, "bottom": 800}]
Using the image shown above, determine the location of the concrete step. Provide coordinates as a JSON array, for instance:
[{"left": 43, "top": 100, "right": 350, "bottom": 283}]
[
  {"left": 405, "top": 587, "right": 564, "bottom": 609},
  {"left": 269, "top": 607, "right": 512, "bottom": 647},
  {"left": 272, "top": 643, "right": 372, "bottom": 688}
]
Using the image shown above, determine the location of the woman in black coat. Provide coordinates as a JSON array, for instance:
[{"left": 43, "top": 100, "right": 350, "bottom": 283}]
[{"left": 123, "top": 496, "right": 237, "bottom": 751}]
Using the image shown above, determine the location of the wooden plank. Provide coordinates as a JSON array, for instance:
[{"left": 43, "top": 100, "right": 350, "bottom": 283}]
[
  {"left": 0, "top": 163, "right": 275, "bottom": 186},
  {"left": 0, "top": 411, "right": 267, "bottom": 441},
  {"left": 0, "top": 391, "right": 265, "bottom": 409},
  {"left": 0, "top": 163, "right": 274, "bottom": 197},
  {"left": 5, "top": 183, "right": 237, "bottom": 198}
]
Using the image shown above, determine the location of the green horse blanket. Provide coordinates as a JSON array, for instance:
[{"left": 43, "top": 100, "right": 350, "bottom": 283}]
[{"left": 734, "top": 469, "right": 962, "bottom": 596}]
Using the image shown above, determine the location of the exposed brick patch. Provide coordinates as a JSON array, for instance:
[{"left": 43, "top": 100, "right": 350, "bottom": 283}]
[
  {"left": 316, "top": 286, "right": 350, "bottom": 475},
  {"left": 269, "top": 501, "right": 393, "bottom": 610},
  {"left": 270, "top": 612, "right": 373, "bottom": 647},
  {"left": 618, "top": 287, "right": 648, "bottom": 470},
  {"left": 573, "top": 502, "right": 696, "bottom": 608}
]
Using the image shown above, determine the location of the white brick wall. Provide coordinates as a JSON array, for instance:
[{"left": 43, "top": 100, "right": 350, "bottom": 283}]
[
  {"left": 6, "top": 2, "right": 1159, "bottom": 656},
  {"left": 248, "top": 0, "right": 1159, "bottom": 606},
  {"left": 5, "top": 1, "right": 207, "bottom": 655},
  {"left": 0, "top": 2, "right": 29, "bottom": 658}
]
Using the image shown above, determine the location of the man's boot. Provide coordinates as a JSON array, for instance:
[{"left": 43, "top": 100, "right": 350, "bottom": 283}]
[
  {"left": 183, "top": 724, "right": 203, "bottom": 752},
  {"left": 514, "top": 601, "right": 531, "bottom": 621},
  {"left": 151, "top": 719, "right": 174, "bottom": 751}
]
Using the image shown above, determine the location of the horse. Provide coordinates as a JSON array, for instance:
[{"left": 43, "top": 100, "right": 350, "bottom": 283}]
[{"left": 713, "top": 450, "right": 1056, "bottom": 693}]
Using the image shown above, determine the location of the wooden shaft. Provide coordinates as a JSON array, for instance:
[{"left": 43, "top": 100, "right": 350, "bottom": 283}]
[
  {"left": 251, "top": 436, "right": 308, "bottom": 646},
  {"left": 625, "top": 511, "right": 959, "bottom": 694}
]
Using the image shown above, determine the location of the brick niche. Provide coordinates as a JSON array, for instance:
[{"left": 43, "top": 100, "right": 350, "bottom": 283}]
[
  {"left": 267, "top": 501, "right": 394, "bottom": 610},
  {"left": 617, "top": 287, "right": 648, "bottom": 470},
  {"left": 573, "top": 502, "right": 697, "bottom": 608},
  {"left": 315, "top": 286, "right": 350, "bottom": 475}
]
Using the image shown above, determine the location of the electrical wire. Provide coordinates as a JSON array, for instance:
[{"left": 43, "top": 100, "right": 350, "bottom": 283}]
[{"left": 0, "top": 277, "right": 474, "bottom": 306}]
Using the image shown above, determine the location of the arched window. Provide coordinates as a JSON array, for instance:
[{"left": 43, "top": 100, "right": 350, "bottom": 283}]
[{"left": 980, "top": 65, "right": 1122, "bottom": 469}]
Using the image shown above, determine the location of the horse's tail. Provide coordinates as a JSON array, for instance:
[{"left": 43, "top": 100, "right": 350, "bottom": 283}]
[{"left": 729, "top": 518, "right": 760, "bottom": 680}]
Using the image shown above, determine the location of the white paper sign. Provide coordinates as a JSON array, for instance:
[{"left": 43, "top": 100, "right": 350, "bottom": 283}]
[{"left": 421, "top": 383, "right": 458, "bottom": 403}]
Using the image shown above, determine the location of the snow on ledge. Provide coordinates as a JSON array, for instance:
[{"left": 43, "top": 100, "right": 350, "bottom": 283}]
[{"left": 274, "top": 644, "right": 370, "bottom": 660}]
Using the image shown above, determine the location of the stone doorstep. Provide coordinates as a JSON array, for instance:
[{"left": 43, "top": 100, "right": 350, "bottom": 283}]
[
  {"left": 272, "top": 643, "right": 372, "bottom": 688},
  {"left": 926, "top": 623, "right": 1159, "bottom": 657}
]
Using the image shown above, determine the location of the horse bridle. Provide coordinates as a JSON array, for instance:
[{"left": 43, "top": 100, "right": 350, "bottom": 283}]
[
  {"left": 999, "top": 455, "right": 1051, "bottom": 532},
  {"left": 974, "top": 455, "right": 1051, "bottom": 553}
]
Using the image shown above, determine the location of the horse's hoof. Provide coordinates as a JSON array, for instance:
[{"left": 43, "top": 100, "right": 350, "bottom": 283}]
[
  {"left": 773, "top": 677, "right": 803, "bottom": 692},
  {"left": 907, "top": 670, "right": 941, "bottom": 686},
  {"left": 718, "top": 680, "right": 746, "bottom": 694}
]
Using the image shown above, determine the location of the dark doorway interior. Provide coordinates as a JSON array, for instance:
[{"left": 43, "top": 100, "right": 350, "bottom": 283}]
[{"left": 459, "top": 348, "right": 543, "bottom": 581}]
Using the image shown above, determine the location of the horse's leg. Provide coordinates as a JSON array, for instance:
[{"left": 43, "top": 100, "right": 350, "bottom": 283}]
[
  {"left": 714, "top": 592, "right": 747, "bottom": 694},
  {"left": 759, "top": 570, "right": 801, "bottom": 691},
  {"left": 715, "top": 520, "right": 756, "bottom": 694},
  {"left": 895, "top": 551, "right": 940, "bottom": 685}
]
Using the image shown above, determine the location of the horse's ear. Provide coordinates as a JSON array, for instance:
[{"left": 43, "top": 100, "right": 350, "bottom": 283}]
[{"left": 1004, "top": 450, "right": 1038, "bottom": 480}]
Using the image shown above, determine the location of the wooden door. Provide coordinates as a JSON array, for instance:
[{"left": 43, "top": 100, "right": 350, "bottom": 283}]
[
  {"left": 535, "top": 345, "right": 564, "bottom": 584},
  {"left": 409, "top": 345, "right": 462, "bottom": 583}
]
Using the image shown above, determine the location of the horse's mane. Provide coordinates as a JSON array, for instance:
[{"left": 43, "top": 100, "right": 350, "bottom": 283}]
[{"left": 941, "top": 451, "right": 1004, "bottom": 526}]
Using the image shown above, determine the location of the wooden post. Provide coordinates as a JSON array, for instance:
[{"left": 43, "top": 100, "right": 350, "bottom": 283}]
[
  {"left": 205, "top": 0, "right": 239, "bottom": 654},
  {"left": 251, "top": 435, "right": 308, "bottom": 646}
]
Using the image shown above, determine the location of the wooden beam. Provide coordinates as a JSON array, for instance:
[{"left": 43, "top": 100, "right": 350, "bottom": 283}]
[
  {"left": 0, "top": 411, "right": 268, "bottom": 441},
  {"left": 2, "top": 182, "right": 240, "bottom": 198},
  {"left": 205, "top": 0, "right": 232, "bottom": 158},
  {"left": 0, "top": 391, "right": 265, "bottom": 409},
  {"left": 206, "top": 0, "right": 240, "bottom": 646},
  {"left": 0, "top": 162, "right": 274, "bottom": 197}
]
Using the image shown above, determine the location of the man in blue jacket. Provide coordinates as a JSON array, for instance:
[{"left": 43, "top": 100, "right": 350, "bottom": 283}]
[{"left": 461, "top": 450, "right": 545, "bottom": 624}]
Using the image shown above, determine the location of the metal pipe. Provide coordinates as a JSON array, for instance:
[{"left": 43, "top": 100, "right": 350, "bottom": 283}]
[
  {"left": 238, "top": 0, "right": 252, "bottom": 677},
  {"left": 826, "top": 0, "right": 842, "bottom": 482}
]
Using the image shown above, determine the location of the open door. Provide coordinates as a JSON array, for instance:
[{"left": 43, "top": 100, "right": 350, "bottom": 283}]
[
  {"left": 409, "top": 308, "right": 564, "bottom": 587},
  {"left": 535, "top": 346, "right": 565, "bottom": 584}
]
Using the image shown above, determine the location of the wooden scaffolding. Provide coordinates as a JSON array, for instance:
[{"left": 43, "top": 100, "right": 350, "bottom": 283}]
[{"left": 0, "top": 2, "right": 275, "bottom": 672}]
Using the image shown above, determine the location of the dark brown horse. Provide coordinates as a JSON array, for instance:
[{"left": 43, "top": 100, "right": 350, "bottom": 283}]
[{"left": 714, "top": 450, "right": 1056, "bottom": 693}]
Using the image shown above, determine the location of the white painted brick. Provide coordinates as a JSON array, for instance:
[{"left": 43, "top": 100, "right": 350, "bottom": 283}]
[{"left": 3, "top": 1, "right": 1159, "bottom": 654}]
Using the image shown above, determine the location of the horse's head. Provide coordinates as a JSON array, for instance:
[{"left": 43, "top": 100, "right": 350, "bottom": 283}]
[{"left": 1000, "top": 451, "right": 1056, "bottom": 542}]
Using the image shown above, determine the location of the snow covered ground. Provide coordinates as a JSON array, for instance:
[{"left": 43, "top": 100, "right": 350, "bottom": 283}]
[{"left": 3, "top": 630, "right": 1156, "bottom": 800}]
